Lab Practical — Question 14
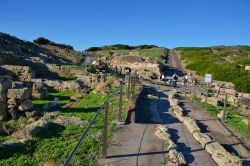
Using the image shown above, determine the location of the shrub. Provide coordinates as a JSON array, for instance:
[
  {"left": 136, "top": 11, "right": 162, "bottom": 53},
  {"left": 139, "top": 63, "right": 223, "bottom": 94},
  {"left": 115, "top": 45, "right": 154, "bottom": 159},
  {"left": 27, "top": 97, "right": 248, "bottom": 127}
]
[
  {"left": 233, "top": 75, "right": 250, "bottom": 93},
  {"left": 33, "top": 37, "right": 51, "bottom": 45},
  {"left": 85, "top": 47, "right": 100, "bottom": 52}
]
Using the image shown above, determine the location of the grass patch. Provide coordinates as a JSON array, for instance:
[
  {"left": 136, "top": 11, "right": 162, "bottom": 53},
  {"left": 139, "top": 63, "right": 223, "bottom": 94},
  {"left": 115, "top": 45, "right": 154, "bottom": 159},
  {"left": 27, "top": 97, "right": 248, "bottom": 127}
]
[
  {"left": 91, "top": 48, "right": 166, "bottom": 60},
  {"left": 0, "top": 83, "right": 134, "bottom": 165},
  {"left": 61, "top": 64, "right": 87, "bottom": 71},
  {"left": 195, "top": 99, "right": 250, "bottom": 138},
  {"left": 32, "top": 90, "right": 75, "bottom": 109}
]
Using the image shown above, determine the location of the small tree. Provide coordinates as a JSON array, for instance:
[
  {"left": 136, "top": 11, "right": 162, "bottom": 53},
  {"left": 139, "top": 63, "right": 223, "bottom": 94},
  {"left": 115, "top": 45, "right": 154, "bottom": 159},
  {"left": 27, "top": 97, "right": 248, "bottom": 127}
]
[{"left": 33, "top": 37, "right": 51, "bottom": 45}]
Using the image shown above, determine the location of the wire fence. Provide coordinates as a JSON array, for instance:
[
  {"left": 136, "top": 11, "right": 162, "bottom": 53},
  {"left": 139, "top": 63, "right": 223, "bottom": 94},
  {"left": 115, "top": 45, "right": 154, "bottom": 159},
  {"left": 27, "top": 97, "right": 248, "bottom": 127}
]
[{"left": 64, "top": 73, "right": 138, "bottom": 166}]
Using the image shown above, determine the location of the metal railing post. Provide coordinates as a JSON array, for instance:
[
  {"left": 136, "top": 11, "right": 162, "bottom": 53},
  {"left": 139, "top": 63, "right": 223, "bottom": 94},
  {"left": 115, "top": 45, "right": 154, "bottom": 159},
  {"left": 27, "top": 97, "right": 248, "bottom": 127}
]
[
  {"left": 117, "top": 83, "right": 123, "bottom": 121},
  {"left": 102, "top": 101, "right": 109, "bottom": 158},
  {"left": 127, "top": 74, "right": 131, "bottom": 99},
  {"left": 191, "top": 86, "right": 194, "bottom": 102},
  {"left": 222, "top": 93, "right": 227, "bottom": 122}
]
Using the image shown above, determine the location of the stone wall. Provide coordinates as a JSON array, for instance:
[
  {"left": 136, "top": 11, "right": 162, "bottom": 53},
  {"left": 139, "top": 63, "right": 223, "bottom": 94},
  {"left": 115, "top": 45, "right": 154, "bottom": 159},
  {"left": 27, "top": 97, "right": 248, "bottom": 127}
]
[
  {"left": 77, "top": 73, "right": 111, "bottom": 94},
  {"left": 31, "top": 79, "right": 82, "bottom": 93},
  {"left": 7, "top": 87, "right": 38, "bottom": 120},
  {"left": 110, "top": 55, "right": 161, "bottom": 80},
  {"left": 1, "top": 65, "right": 35, "bottom": 82}
]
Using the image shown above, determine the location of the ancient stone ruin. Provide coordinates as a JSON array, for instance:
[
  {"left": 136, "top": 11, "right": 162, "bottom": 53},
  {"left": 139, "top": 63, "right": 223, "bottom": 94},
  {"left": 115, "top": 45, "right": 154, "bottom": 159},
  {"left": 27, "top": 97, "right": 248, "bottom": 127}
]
[
  {"left": 110, "top": 54, "right": 161, "bottom": 80},
  {"left": 1, "top": 65, "right": 35, "bottom": 82}
]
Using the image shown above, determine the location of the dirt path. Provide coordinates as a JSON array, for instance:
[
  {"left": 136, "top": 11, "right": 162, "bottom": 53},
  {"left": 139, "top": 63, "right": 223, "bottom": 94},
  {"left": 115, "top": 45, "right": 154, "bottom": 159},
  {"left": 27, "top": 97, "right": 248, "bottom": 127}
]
[
  {"left": 100, "top": 82, "right": 216, "bottom": 166},
  {"left": 168, "top": 49, "right": 250, "bottom": 165}
]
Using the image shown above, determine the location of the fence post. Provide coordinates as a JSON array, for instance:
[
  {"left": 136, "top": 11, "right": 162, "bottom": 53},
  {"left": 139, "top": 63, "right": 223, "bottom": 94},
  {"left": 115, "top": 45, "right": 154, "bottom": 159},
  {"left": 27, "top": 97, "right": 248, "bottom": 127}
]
[
  {"left": 102, "top": 101, "right": 109, "bottom": 158},
  {"left": 191, "top": 85, "right": 194, "bottom": 102},
  {"left": 127, "top": 74, "right": 131, "bottom": 99},
  {"left": 205, "top": 83, "right": 208, "bottom": 105},
  {"left": 117, "top": 82, "right": 123, "bottom": 121},
  {"left": 222, "top": 93, "right": 227, "bottom": 122},
  {"left": 248, "top": 115, "right": 250, "bottom": 135}
]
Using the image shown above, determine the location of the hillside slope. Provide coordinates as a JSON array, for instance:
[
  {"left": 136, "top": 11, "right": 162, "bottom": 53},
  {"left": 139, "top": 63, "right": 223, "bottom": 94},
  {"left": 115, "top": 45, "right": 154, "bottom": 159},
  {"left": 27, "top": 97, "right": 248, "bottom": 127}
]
[
  {"left": 0, "top": 32, "right": 84, "bottom": 65},
  {"left": 175, "top": 46, "right": 250, "bottom": 93}
]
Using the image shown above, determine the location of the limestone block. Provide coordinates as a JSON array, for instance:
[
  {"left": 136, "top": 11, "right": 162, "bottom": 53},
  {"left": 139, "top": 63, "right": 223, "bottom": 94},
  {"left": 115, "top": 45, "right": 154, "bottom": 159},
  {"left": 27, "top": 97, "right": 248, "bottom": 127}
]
[
  {"left": 7, "top": 98, "right": 17, "bottom": 105},
  {"left": 192, "top": 132, "right": 212, "bottom": 148},
  {"left": 183, "top": 117, "right": 200, "bottom": 134},
  {"left": 7, "top": 88, "right": 30, "bottom": 100},
  {"left": 18, "top": 99, "right": 34, "bottom": 111},
  {"left": 32, "top": 82, "right": 48, "bottom": 99},
  {"left": 166, "top": 149, "right": 186, "bottom": 165},
  {"left": 169, "top": 99, "right": 179, "bottom": 107}
]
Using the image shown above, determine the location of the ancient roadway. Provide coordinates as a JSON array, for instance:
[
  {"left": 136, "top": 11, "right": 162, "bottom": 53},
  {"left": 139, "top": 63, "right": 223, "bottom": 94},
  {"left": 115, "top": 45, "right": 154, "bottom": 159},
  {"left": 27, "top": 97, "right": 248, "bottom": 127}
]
[
  {"left": 100, "top": 49, "right": 250, "bottom": 166},
  {"left": 100, "top": 81, "right": 216, "bottom": 166}
]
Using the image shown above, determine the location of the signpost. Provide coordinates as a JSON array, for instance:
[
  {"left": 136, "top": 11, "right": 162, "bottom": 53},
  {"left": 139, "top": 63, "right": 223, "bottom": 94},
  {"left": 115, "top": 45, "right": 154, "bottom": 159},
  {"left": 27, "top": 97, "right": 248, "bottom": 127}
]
[
  {"left": 204, "top": 74, "right": 212, "bottom": 107},
  {"left": 205, "top": 74, "right": 212, "bottom": 83}
]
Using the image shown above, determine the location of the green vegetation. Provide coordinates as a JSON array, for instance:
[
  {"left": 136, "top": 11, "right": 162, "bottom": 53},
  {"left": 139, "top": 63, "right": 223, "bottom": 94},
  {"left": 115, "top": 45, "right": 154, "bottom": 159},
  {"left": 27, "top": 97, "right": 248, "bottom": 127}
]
[
  {"left": 85, "top": 44, "right": 158, "bottom": 51},
  {"left": 195, "top": 99, "right": 250, "bottom": 138},
  {"left": 176, "top": 46, "right": 250, "bottom": 93},
  {"left": 34, "top": 37, "right": 74, "bottom": 50},
  {"left": 33, "top": 37, "right": 51, "bottom": 45},
  {"left": 61, "top": 64, "right": 87, "bottom": 71},
  {"left": 1, "top": 84, "right": 134, "bottom": 165},
  {"left": 90, "top": 47, "right": 166, "bottom": 60},
  {"left": 32, "top": 90, "right": 75, "bottom": 109},
  {"left": 60, "top": 72, "right": 77, "bottom": 80}
]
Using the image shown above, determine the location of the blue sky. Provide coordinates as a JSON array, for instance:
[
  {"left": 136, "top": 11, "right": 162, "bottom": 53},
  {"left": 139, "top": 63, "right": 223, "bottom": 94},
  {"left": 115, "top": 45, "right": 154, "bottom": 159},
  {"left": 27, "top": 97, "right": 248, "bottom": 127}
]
[{"left": 1, "top": 0, "right": 250, "bottom": 50}]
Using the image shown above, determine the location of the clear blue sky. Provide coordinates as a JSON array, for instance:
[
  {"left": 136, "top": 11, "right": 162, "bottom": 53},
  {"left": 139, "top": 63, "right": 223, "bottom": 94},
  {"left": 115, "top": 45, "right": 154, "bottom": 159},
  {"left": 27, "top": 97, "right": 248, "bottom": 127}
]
[{"left": 1, "top": 0, "right": 250, "bottom": 50}]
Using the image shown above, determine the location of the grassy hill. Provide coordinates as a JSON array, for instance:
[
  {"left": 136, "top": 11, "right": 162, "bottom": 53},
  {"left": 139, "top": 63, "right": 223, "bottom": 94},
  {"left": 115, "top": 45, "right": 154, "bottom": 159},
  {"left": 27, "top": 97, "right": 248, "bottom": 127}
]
[
  {"left": 85, "top": 44, "right": 166, "bottom": 60},
  {"left": 175, "top": 46, "right": 250, "bottom": 93}
]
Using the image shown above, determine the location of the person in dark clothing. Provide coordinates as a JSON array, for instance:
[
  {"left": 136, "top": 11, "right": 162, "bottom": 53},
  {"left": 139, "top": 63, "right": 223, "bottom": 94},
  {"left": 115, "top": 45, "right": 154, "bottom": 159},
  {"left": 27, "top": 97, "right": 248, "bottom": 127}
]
[{"left": 172, "top": 73, "right": 178, "bottom": 87}]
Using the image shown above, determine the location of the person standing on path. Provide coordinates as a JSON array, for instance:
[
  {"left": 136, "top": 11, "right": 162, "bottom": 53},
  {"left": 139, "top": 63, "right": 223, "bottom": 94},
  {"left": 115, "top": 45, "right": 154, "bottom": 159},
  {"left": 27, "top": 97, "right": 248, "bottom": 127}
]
[{"left": 172, "top": 73, "right": 179, "bottom": 87}]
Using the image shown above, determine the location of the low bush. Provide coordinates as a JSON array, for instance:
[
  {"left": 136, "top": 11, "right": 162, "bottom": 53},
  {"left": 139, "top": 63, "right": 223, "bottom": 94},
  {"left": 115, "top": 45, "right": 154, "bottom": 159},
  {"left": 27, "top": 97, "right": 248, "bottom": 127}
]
[{"left": 33, "top": 37, "right": 51, "bottom": 45}]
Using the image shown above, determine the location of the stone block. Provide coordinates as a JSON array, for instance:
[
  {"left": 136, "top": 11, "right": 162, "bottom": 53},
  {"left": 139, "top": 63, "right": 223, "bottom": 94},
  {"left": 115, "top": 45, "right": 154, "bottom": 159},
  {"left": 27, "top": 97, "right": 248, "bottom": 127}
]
[
  {"left": 7, "top": 88, "right": 30, "bottom": 100},
  {"left": 193, "top": 132, "right": 212, "bottom": 148},
  {"left": 183, "top": 117, "right": 200, "bottom": 134},
  {"left": 12, "top": 82, "right": 24, "bottom": 89},
  {"left": 18, "top": 99, "right": 34, "bottom": 111}
]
